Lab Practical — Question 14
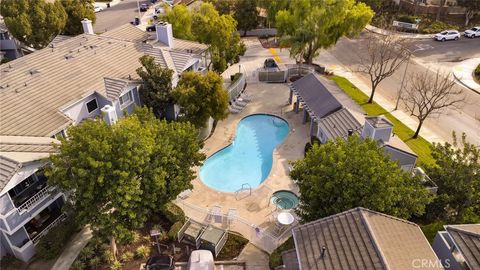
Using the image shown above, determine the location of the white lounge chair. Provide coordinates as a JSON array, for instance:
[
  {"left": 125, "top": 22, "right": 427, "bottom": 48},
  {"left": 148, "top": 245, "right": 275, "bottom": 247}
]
[
  {"left": 177, "top": 189, "right": 192, "bottom": 200},
  {"left": 208, "top": 205, "right": 222, "bottom": 223},
  {"left": 226, "top": 208, "right": 237, "bottom": 226},
  {"left": 235, "top": 100, "right": 248, "bottom": 107},
  {"left": 240, "top": 93, "right": 253, "bottom": 102},
  {"left": 229, "top": 106, "right": 241, "bottom": 114}
]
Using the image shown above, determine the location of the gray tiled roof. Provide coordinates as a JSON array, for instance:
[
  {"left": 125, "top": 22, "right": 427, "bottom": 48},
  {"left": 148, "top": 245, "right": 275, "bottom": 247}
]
[
  {"left": 292, "top": 207, "right": 441, "bottom": 270},
  {"left": 290, "top": 73, "right": 343, "bottom": 119},
  {"left": 104, "top": 77, "right": 129, "bottom": 101},
  {"left": 365, "top": 116, "right": 393, "bottom": 129},
  {"left": 0, "top": 155, "right": 20, "bottom": 191},
  {"left": 445, "top": 224, "right": 480, "bottom": 270},
  {"left": 317, "top": 108, "right": 362, "bottom": 139},
  {"left": 0, "top": 25, "right": 203, "bottom": 137}
]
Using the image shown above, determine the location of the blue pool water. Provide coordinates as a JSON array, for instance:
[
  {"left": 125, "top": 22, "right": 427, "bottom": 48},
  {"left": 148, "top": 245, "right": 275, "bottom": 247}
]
[{"left": 200, "top": 114, "right": 289, "bottom": 192}]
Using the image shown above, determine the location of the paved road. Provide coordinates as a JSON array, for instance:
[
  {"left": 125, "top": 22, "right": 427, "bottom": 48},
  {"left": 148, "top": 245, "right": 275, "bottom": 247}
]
[
  {"left": 328, "top": 32, "right": 480, "bottom": 145},
  {"left": 93, "top": 0, "right": 150, "bottom": 33}
]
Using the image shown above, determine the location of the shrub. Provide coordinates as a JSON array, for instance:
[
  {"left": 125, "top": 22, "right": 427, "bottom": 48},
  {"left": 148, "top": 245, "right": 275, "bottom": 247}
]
[
  {"left": 120, "top": 251, "right": 134, "bottom": 263},
  {"left": 304, "top": 142, "right": 312, "bottom": 157},
  {"left": 396, "top": 15, "right": 418, "bottom": 24},
  {"left": 161, "top": 202, "right": 186, "bottom": 223},
  {"left": 0, "top": 255, "right": 24, "bottom": 270},
  {"left": 103, "top": 249, "right": 115, "bottom": 265},
  {"left": 89, "top": 256, "right": 102, "bottom": 270},
  {"left": 419, "top": 19, "right": 458, "bottom": 34},
  {"left": 269, "top": 237, "right": 295, "bottom": 269},
  {"left": 110, "top": 260, "right": 122, "bottom": 270},
  {"left": 36, "top": 218, "right": 78, "bottom": 260},
  {"left": 475, "top": 64, "right": 480, "bottom": 77},
  {"left": 217, "top": 233, "right": 248, "bottom": 260},
  {"left": 136, "top": 245, "right": 150, "bottom": 259},
  {"left": 70, "top": 260, "right": 86, "bottom": 270},
  {"left": 168, "top": 221, "right": 184, "bottom": 241}
]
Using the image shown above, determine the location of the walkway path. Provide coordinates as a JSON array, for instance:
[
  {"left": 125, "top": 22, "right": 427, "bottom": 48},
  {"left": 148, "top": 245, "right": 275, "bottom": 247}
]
[
  {"left": 237, "top": 244, "right": 270, "bottom": 270},
  {"left": 453, "top": 58, "right": 480, "bottom": 93},
  {"left": 51, "top": 226, "right": 92, "bottom": 270}
]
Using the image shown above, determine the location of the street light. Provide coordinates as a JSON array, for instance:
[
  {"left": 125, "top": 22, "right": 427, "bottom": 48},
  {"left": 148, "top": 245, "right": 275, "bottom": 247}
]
[{"left": 394, "top": 47, "right": 422, "bottom": 110}]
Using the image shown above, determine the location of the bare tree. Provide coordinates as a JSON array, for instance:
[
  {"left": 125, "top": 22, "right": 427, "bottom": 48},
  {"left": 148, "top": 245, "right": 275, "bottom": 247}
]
[
  {"left": 401, "top": 70, "right": 465, "bottom": 139},
  {"left": 357, "top": 34, "right": 409, "bottom": 104}
]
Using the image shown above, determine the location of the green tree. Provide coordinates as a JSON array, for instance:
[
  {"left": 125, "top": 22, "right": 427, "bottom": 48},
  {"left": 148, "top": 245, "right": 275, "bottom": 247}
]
[
  {"left": 290, "top": 136, "right": 432, "bottom": 222},
  {"left": 61, "top": 0, "right": 96, "bottom": 35},
  {"left": 209, "top": 0, "right": 235, "bottom": 15},
  {"left": 275, "top": 0, "right": 373, "bottom": 64},
  {"left": 173, "top": 71, "right": 229, "bottom": 128},
  {"left": 234, "top": 0, "right": 259, "bottom": 36},
  {"left": 136, "top": 55, "right": 175, "bottom": 119},
  {"left": 46, "top": 107, "right": 204, "bottom": 246},
  {"left": 457, "top": 0, "right": 480, "bottom": 26},
  {"left": 163, "top": 2, "right": 245, "bottom": 73},
  {"left": 425, "top": 133, "right": 480, "bottom": 223},
  {"left": 161, "top": 4, "right": 195, "bottom": 40},
  {"left": 257, "top": 0, "right": 289, "bottom": 27},
  {"left": 192, "top": 3, "right": 245, "bottom": 72},
  {"left": 0, "top": 0, "right": 67, "bottom": 49}
]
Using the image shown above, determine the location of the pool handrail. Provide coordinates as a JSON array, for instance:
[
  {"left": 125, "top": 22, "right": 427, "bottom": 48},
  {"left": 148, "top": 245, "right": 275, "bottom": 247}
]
[{"left": 234, "top": 183, "right": 252, "bottom": 200}]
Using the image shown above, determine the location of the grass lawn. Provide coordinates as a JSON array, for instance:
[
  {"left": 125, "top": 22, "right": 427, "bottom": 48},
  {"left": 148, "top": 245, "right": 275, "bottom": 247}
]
[{"left": 329, "top": 75, "right": 434, "bottom": 166}]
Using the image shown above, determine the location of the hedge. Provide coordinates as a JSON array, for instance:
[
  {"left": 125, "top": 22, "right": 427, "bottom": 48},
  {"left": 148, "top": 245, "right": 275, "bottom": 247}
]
[{"left": 160, "top": 202, "right": 186, "bottom": 224}]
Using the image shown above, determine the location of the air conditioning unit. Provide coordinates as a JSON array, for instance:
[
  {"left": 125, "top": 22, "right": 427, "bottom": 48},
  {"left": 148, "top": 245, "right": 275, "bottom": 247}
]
[{"left": 101, "top": 105, "right": 118, "bottom": 125}]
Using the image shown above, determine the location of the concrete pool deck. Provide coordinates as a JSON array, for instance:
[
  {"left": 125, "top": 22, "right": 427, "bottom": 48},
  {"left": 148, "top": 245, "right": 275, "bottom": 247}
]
[{"left": 176, "top": 81, "right": 309, "bottom": 252}]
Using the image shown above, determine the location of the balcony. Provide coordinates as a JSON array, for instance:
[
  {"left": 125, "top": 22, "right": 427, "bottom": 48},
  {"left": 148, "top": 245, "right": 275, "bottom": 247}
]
[
  {"left": 9, "top": 174, "right": 48, "bottom": 209},
  {"left": 23, "top": 197, "right": 66, "bottom": 244},
  {"left": 17, "top": 186, "right": 56, "bottom": 213}
]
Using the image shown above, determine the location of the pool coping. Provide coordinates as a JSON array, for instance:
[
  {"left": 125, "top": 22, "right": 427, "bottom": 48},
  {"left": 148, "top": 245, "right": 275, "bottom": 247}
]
[{"left": 196, "top": 112, "right": 292, "bottom": 195}]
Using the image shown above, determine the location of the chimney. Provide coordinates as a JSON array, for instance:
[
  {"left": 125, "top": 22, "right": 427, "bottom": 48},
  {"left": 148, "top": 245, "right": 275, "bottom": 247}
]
[
  {"left": 101, "top": 105, "right": 118, "bottom": 125},
  {"left": 81, "top": 18, "right": 94, "bottom": 35},
  {"left": 156, "top": 22, "right": 173, "bottom": 48}
]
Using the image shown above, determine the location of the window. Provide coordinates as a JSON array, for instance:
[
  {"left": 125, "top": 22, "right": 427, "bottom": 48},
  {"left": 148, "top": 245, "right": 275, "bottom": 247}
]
[
  {"left": 86, "top": 99, "right": 98, "bottom": 113},
  {"left": 119, "top": 91, "right": 133, "bottom": 107}
]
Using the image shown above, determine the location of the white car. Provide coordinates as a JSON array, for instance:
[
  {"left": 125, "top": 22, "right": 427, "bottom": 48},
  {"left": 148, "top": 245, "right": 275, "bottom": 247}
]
[
  {"left": 187, "top": 250, "right": 214, "bottom": 270},
  {"left": 464, "top": 26, "right": 480, "bottom": 38},
  {"left": 94, "top": 6, "right": 103, "bottom": 13},
  {"left": 434, "top": 30, "right": 460, "bottom": 41}
]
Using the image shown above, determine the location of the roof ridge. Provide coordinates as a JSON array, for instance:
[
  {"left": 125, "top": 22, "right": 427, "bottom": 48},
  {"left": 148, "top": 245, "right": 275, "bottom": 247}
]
[
  {"left": 446, "top": 225, "right": 480, "bottom": 237},
  {"left": 358, "top": 208, "right": 390, "bottom": 270},
  {"left": 358, "top": 207, "right": 420, "bottom": 227}
]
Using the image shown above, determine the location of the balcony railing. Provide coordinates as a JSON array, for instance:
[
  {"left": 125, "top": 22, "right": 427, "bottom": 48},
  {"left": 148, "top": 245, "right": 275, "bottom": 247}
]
[
  {"left": 18, "top": 186, "right": 56, "bottom": 213},
  {"left": 32, "top": 212, "right": 67, "bottom": 244}
]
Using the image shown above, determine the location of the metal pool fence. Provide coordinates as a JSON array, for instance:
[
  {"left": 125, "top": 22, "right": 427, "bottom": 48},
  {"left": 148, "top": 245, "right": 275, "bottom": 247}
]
[{"left": 175, "top": 198, "right": 296, "bottom": 254}]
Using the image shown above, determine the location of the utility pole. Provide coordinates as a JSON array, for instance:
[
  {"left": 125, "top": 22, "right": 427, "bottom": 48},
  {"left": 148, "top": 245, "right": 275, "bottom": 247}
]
[{"left": 136, "top": 0, "right": 142, "bottom": 25}]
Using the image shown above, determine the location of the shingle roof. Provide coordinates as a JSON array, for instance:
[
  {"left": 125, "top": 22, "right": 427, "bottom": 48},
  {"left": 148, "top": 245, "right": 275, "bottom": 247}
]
[
  {"left": 282, "top": 249, "right": 300, "bottom": 270},
  {"left": 365, "top": 116, "right": 393, "bottom": 129},
  {"left": 104, "top": 77, "right": 130, "bottom": 101},
  {"left": 0, "top": 26, "right": 204, "bottom": 137},
  {"left": 445, "top": 224, "right": 480, "bottom": 270},
  {"left": 317, "top": 108, "right": 362, "bottom": 139},
  {"left": 100, "top": 24, "right": 152, "bottom": 43},
  {"left": 0, "top": 155, "right": 21, "bottom": 191},
  {"left": 290, "top": 73, "right": 343, "bottom": 119},
  {"left": 49, "top": 35, "right": 74, "bottom": 47},
  {"left": 0, "top": 136, "right": 58, "bottom": 192},
  {"left": 292, "top": 207, "right": 440, "bottom": 270}
]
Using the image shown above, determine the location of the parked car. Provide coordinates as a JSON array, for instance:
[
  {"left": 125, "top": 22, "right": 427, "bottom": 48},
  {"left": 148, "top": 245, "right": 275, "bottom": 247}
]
[
  {"left": 264, "top": 58, "right": 278, "bottom": 68},
  {"left": 434, "top": 30, "right": 460, "bottom": 41},
  {"left": 146, "top": 24, "right": 156, "bottom": 32},
  {"left": 140, "top": 3, "right": 149, "bottom": 12},
  {"left": 153, "top": 7, "right": 165, "bottom": 19},
  {"left": 464, "top": 26, "right": 480, "bottom": 38},
  {"left": 94, "top": 6, "right": 103, "bottom": 13},
  {"left": 144, "top": 255, "right": 174, "bottom": 270},
  {"left": 187, "top": 250, "right": 214, "bottom": 270}
]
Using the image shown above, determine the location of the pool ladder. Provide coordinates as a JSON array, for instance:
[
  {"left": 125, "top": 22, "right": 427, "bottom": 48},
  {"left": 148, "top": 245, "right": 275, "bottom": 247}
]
[{"left": 235, "top": 183, "right": 252, "bottom": 200}]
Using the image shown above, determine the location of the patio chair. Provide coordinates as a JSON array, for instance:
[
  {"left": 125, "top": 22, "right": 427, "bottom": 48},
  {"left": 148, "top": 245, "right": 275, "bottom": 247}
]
[
  {"left": 226, "top": 208, "right": 237, "bottom": 226},
  {"left": 231, "top": 103, "right": 246, "bottom": 110},
  {"left": 229, "top": 106, "right": 240, "bottom": 114},
  {"left": 208, "top": 205, "right": 222, "bottom": 223},
  {"left": 235, "top": 100, "right": 248, "bottom": 107},
  {"left": 240, "top": 93, "right": 253, "bottom": 102}
]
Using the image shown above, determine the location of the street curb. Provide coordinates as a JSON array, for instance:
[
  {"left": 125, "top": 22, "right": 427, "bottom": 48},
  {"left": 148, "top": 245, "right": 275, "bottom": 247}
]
[
  {"left": 365, "top": 25, "right": 433, "bottom": 40},
  {"left": 453, "top": 72, "right": 480, "bottom": 95}
]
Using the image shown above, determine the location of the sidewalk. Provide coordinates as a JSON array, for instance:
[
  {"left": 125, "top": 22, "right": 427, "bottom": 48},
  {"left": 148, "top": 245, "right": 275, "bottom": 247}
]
[
  {"left": 51, "top": 226, "right": 92, "bottom": 270},
  {"left": 366, "top": 25, "right": 433, "bottom": 39},
  {"left": 452, "top": 58, "right": 480, "bottom": 94},
  {"left": 313, "top": 51, "right": 446, "bottom": 144}
]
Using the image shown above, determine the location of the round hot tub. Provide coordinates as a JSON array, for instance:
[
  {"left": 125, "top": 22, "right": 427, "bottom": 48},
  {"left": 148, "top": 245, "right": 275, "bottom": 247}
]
[{"left": 271, "top": 190, "right": 299, "bottom": 210}]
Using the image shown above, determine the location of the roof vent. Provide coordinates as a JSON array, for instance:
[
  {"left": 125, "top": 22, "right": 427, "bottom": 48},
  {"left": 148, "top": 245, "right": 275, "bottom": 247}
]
[
  {"left": 29, "top": 69, "right": 40, "bottom": 75},
  {"left": 321, "top": 246, "right": 327, "bottom": 258},
  {"left": 348, "top": 129, "right": 354, "bottom": 136},
  {"left": 50, "top": 43, "right": 55, "bottom": 48},
  {"left": 64, "top": 54, "right": 75, "bottom": 60}
]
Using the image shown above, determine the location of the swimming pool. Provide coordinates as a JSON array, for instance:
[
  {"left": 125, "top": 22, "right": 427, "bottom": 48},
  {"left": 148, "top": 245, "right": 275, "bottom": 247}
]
[{"left": 200, "top": 114, "right": 289, "bottom": 192}]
